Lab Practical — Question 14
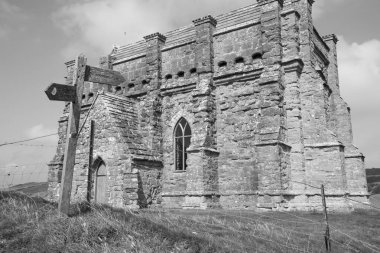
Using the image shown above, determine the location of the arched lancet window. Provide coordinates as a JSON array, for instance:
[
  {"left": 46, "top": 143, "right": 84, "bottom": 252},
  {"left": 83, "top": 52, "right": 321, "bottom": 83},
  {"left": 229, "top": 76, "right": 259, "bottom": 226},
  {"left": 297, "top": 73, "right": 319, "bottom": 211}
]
[{"left": 174, "top": 118, "right": 191, "bottom": 171}]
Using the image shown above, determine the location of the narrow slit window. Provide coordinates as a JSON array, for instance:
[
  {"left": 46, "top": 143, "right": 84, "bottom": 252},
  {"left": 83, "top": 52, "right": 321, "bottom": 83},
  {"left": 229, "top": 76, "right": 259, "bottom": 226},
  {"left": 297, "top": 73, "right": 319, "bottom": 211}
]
[
  {"left": 218, "top": 61, "right": 227, "bottom": 67},
  {"left": 252, "top": 53, "right": 262, "bottom": 61},
  {"left": 190, "top": 68, "right": 197, "bottom": 74},
  {"left": 174, "top": 118, "right": 191, "bottom": 171},
  {"left": 235, "top": 57, "right": 245, "bottom": 64},
  {"left": 165, "top": 74, "right": 173, "bottom": 80},
  {"left": 177, "top": 71, "right": 185, "bottom": 78}
]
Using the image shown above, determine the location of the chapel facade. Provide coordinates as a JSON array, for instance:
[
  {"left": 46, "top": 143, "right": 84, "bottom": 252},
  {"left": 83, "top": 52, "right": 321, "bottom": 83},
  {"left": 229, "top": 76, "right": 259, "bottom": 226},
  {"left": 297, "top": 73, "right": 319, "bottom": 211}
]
[{"left": 47, "top": 0, "right": 369, "bottom": 211}]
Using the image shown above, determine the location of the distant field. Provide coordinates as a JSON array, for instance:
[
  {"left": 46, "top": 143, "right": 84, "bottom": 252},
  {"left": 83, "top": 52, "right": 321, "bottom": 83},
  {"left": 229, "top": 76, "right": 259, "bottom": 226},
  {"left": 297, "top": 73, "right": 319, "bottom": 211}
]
[
  {"left": 366, "top": 168, "right": 380, "bottom": 194},
  {"left": 7, "top": 181, "right": 48, "bottom": 197},
  {"left": 0, "top": 192, "right": 379, "bottom": 253}
]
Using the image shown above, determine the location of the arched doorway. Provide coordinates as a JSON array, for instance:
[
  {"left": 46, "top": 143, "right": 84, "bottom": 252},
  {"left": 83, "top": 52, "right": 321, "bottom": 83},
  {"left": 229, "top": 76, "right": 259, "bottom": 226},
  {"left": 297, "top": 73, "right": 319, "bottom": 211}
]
[{"left": 95, "top": 162, "right": 107, "bottom": 204}]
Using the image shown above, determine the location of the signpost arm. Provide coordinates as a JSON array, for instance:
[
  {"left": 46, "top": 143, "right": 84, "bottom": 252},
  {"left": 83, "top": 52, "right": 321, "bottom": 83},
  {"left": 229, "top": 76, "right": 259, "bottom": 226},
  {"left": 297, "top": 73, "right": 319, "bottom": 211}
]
[{"left": 58, "top": 55, "right": 87, "bottom": 215}]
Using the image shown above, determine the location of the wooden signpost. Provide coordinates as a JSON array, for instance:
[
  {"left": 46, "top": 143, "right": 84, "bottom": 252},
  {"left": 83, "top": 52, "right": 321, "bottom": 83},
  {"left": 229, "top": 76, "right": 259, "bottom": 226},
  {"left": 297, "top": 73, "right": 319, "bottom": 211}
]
[
  {"left": 45, "top": 55, "right": 87, "bottom": 215},
  {"left": 45, "top": 54, "right": 125, "bottom": 215}
]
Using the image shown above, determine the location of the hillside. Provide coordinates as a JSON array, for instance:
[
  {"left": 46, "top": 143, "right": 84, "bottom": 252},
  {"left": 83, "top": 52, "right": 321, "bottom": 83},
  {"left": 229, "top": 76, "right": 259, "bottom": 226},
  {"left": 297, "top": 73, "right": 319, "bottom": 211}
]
[
  {"left": 7, "top": 182, "right": 48, "bottom": 197},
  {"left": 366, "top": 168, "right": 380, "bottom": 194},
  {"left": 0, "top": 192, "right": 379, "bottom": 253}
]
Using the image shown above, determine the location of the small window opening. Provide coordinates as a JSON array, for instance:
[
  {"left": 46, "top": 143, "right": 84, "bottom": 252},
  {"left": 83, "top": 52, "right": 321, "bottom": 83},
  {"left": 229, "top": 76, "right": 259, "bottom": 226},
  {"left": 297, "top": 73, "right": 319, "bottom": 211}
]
[
  {"left": 235, "top": 57, "right": 245, "bottom": 64},
  {"left": 142, "top": 79, "right": 148, "bottom": 85},
  {"left": 127, "top": 83, "right": 135, "bottom": 89},
  {"left": 252, "top": 53, "right": 262, "bottom": 61},
  {"left": 177, "top": 71, "right": 185, "bottom": 78},
  {"left": 82, "top": 94, "right": 86, "bottom": 99},
  {"left": 218, "top": 61, "right": 227, "bottom": 67},
  {"left": 189, "top": 68, "right": 197, "bottom": 74},
  {"left": 174, "top": 118, "right": 192, "bottom": 171},
  {"left": 165, "top": 74, "right": 173, "bottom": 80},
  {"left": 115, "top": 86, "right": 122, "bottom": 91},
  {"left": 88, "top": 93, "right": 94, "bottom": 98}
]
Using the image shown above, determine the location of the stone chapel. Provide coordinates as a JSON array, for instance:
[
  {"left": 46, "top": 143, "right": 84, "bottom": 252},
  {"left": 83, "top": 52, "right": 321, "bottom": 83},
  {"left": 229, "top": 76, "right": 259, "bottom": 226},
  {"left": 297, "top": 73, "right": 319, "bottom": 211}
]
[{"left": 47, "top": 0, "right": 369, "bottom": 211}]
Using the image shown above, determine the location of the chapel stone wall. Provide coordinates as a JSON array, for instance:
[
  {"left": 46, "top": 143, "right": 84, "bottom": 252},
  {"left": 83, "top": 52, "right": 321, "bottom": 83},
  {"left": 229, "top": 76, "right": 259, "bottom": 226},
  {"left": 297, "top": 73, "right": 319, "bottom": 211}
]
[{"left": 48, "top": 0, "right": 369, "bottom": 211}]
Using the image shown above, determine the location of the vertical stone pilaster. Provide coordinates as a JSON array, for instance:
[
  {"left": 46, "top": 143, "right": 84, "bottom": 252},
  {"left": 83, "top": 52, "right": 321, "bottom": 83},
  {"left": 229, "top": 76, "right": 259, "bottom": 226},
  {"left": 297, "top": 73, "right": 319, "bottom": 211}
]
[
  {"left": 283, "top": 60, "right": 305, "bottom": 194},
  {"left": 99, "top": 55, "right": 114, "bottom": 70},
  {"left": 323, "top": 34, "right": 367, "bottom": 196},
  {"left": 47, "top": 60, "right": 74, "bottom": 201},
  {"left": 142, "top": 33, "right": 166, "bottom": 154},
  {"left": 144, "top": 32, "right": 166, "bottom": 90},
  {"left": 297, "top": 0, "right": 314, "bottom": 65},
  {"left": 323, "top": 34, "right": 353, "bottom": 145},
  {"left": 64, "top": 60, "right": 76, "bottom": 85},
  {"left": 280, "top": 7, "right": 306, "bottom": 194},
  {"left": 255, "top": 0, "right": 291, "bottom": 210},
  {"left": 182, "top": 16, "right": 220, "bottom": 209}
]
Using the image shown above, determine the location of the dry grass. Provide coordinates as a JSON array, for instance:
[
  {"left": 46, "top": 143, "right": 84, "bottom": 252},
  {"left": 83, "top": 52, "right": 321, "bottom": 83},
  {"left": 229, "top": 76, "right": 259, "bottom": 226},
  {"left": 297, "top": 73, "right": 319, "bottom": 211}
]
[{"left": 0, "top": 191, "right": 379, "bottom": 253}]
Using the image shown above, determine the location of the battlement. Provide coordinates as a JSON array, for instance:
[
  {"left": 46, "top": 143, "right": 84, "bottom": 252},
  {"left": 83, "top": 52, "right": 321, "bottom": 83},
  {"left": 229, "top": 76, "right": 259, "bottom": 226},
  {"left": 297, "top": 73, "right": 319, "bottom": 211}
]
[{"left": 111, "top": 4, "right": 260, "bottom": 63}]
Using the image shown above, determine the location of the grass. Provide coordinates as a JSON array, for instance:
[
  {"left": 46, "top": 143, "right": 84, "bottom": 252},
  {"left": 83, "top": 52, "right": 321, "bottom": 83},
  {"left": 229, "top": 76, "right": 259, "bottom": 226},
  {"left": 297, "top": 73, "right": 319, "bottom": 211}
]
[{"left": 0, "top": 191, "right": 379, "bottom": 253}]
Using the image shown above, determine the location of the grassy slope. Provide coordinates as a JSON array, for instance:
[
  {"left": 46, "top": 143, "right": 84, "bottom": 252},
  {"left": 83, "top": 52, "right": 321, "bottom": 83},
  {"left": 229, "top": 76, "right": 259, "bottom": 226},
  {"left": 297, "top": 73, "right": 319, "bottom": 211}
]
[
  {"left": 8, "top": 182, "right": 48, "bottom": 197},
  {"left": 0, "top": 192, "right": 379, "bottom": 253},
  {"left": 366, "top": 168, "right": 380, "bottom": 193}
]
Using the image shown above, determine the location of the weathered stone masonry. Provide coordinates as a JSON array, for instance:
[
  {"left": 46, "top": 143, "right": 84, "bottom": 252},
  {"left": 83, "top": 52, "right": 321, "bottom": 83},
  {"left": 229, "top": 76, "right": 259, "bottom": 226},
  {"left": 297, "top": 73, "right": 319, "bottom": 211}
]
[{"left": 48, "top": 0, "right": 369, "bottom": 211}]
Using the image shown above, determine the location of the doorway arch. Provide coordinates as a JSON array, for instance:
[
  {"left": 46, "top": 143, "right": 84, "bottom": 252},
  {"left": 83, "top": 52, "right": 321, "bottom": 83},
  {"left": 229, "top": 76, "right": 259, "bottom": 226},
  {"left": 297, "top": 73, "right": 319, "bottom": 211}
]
[{"left": 94, "top": 161, "right": 107, "bottom": 204}]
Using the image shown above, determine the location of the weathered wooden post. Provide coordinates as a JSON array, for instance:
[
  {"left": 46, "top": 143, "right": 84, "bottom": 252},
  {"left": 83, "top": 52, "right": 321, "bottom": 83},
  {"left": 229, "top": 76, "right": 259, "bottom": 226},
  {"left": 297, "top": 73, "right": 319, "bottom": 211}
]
[
  {"left": 45, "top": 55, "right": 87, "bottom": 215},
  {"left": 45, "top": 54, "right": 126, "bottom": 214},
  {"left": 87, "top": 120, "right": 95, "bottom": 202},
  {"left": 321, "top": 184, "right": 332, "bottom": 252}
]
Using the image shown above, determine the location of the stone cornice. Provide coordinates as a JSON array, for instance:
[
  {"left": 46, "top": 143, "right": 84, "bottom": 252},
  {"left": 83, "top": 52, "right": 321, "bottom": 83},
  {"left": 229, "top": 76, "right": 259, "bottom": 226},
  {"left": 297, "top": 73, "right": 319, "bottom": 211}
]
[
  {"left": 192, "top": 15, "right": 217, "bottom": 27},
  {"left": 282, "top": 58, "right": 304, "bottom": 75},
  {"left": 143, "top": 32, "right": 167, "bottom": 43},
  {"left": 280, "top": 8, "right": 300, "bottom": 18},
  {"left": 255, "top": 141, "right": 291, "bottom": 149},
  {"left": 322, "top": 34, "right": 339, "bottom": 44},
  {"left": 304, "top": 142, "right": 343, "bottom": 148},
  {"left": 65, "top": 59, "right": 75, "bottom": 67},
  {"left": 187, "top": 147, "right": 220, "bottom": 154},
  {"left": 257, "top": 0, "right": 284, "bottom": 7}
]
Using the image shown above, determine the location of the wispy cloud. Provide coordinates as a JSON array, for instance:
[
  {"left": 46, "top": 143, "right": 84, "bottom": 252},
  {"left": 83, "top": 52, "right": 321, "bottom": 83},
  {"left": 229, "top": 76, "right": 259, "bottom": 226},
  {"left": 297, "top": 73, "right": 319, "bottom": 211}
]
[
  {"left": 0, "top": 1, "right": 20, "bottom": 17},
  {"left": 0, "top": 25, "right": 8, "bottom": 38},
  {"left": 313, "top": 0, "right": 345, "bottom": 19},
  {"left": 52, "top": 0, "right": 252, "bottom": 60},
  {"left": 0, "top": 1, "right": 27, "bottom": 38},
  {"left": 338, "top": 37, "right": 380, "bottom": 167},
  {"left": 26, "top": 124, "right": 58, "bottom": 143}
]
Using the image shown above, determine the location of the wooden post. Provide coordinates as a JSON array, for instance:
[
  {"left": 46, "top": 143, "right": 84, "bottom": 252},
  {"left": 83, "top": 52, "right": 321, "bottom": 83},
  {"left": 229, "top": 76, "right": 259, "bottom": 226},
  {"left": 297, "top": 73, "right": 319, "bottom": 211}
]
[
  {"left": 58, "top": 55, "right": 87, "bottom": 215},
  {"left": 87, "top": 120, "right": 95, "bottom": 203},
  {"left": 321, "top": 184, "right": 331, "bottom": 252},
  {"left": 45, "top": 56, "right": 126, "bottom": 214}
]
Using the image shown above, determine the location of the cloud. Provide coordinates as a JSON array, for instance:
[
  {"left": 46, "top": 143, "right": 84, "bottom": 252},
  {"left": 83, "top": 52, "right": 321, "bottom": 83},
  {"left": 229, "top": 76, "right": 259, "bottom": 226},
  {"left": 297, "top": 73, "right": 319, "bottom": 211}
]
[
  {"left": 26, "top": 124, "right": 58, "bottom": 143},
  {"left": 0, "top": 26, "right": 8, "bottom": 38},
  {"left": 337, "top": 37, "right": 380, "bottom": 167},
  {"left": 0, "top": 1, "right": 27, "bottom": 38},
  {"left": 0, "top": 1, "right": 20, "bottom": 17},
  {"left": 52, "top": 0, "right": 252, "bottom": 61},
  {"left": 313, "top": 0, "right": 345, "bottom": 19}
]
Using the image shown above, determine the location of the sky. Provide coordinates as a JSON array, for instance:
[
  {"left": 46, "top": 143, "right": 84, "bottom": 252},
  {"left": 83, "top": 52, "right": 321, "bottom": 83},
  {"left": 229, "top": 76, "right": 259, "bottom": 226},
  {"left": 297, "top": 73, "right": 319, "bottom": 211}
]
[{"left": 0, "top": 0, "right": 379, "bottom": 187}]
